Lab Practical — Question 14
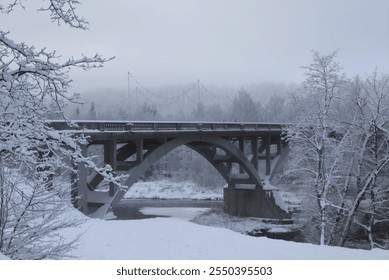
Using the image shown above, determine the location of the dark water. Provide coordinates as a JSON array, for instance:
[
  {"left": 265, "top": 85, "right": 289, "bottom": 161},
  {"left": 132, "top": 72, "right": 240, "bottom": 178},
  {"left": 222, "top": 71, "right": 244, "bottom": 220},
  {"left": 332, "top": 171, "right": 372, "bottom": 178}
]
[{"left": 113, "top": 199, "right": 223, "bottom": 220}]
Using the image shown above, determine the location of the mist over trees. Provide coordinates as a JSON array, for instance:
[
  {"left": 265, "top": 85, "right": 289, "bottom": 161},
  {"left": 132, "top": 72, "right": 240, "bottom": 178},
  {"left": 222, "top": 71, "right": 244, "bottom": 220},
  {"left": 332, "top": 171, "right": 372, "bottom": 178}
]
[{"left": 68, "top": 81, "right": 296, "bottom": 123}]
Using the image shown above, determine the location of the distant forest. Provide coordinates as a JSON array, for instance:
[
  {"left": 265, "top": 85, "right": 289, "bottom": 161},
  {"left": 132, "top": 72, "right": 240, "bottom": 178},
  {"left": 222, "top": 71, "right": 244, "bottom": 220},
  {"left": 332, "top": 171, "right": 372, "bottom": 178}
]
[{"left": 67, "top": 81, "right": 297, "bottom": 123}]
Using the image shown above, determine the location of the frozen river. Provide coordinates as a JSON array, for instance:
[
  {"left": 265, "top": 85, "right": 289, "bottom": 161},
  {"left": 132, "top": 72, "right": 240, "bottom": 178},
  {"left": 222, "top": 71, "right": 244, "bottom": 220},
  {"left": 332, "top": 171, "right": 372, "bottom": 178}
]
[{"left": 113, "top": 199, "right": 223, "bottom": 220}]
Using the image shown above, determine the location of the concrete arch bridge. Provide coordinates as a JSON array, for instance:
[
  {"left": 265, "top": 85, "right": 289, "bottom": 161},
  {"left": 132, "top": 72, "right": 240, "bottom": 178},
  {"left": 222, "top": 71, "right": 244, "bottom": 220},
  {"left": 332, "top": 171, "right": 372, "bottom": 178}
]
[{"left": 50, "top": 121, "right": 291, "bottom": 220}]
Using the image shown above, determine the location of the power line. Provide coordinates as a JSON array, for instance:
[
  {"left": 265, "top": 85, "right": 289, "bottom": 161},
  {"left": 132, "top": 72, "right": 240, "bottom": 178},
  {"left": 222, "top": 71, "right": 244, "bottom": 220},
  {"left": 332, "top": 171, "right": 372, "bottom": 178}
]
[
  {"left": 126, "top": 71, "right": 234, "bottom": 114},
  {"left": 127, "top": 71, "right": 203, "bottom": 109},
  {"left": 127, "top": 71, "right": 131, "bottom": 117},
  {"left": 199, "top": 81, "right": 230, "bottom": 101},
  {"left": 185, "top": 92, "right": 198, "bottom": 105},
  {"left": 127, "top": 71, "right": 184, "bottom": 100},
  {"left": 197, "top": 78, "right": 200, "bottom": 104},
  {"left": 127, "top": 71, "right": 205, "bottom": 110}
]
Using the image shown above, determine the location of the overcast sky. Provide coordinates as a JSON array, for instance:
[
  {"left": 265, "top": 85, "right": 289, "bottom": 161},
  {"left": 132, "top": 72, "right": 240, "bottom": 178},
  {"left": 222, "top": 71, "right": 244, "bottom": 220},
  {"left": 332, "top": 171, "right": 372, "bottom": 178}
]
[{"left": 1, "top": 0, "right": 389, "bottom": 92}]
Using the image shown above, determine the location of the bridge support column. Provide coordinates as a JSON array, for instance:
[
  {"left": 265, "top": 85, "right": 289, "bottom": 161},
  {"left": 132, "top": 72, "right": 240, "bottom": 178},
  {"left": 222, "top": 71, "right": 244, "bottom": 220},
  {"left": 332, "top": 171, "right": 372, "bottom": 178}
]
[
  {"left": 136, "top": 139, "right": 143, "bottom": 163},
  {"left": 239, "top": 138, "right": 245, "bottom": 174},
  {"left": 277, "top": 136, "right": 282, "bottom": 155},
  {"left": 265, "top": 135, "right": 271, "bottom": 175},
  {"left": 226, "top": 160, "right": 232, "bottom": 181},
  {"left": 104, "top": 140, "right": 117, "bottom": 196},
  {"left": 71, "top": 144, "right": 88, "bottom": 212},
  {"left": 251, "top": 137, "right": 258, "bottom": 171}
]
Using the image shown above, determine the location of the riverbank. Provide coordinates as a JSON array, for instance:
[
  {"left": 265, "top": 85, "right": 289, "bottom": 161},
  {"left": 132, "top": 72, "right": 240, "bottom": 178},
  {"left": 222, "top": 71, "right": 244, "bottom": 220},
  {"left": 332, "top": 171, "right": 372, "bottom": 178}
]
[
  {"left": 119, "top": 179, "right": 299, "bottom": 239},
  {"left": 62, "top": 213, "right": 389, "bottom": 259}
]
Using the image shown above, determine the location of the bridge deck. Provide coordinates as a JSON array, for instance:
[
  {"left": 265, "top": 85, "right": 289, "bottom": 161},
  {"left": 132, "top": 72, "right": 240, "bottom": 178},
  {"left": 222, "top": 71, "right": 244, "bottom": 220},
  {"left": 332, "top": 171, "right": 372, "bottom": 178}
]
[{"left": 48, "top": 120, "right": 286, "bottom": 141}]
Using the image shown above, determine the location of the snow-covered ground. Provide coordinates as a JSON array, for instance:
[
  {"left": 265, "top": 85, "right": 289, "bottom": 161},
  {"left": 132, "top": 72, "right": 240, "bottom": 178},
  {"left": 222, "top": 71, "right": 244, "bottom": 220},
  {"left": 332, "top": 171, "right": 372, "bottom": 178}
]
[
  {"left": 61, "top": 179, "right": 388, "bottom": 259},
  {"left": 64, "top": 214, "right": 389, "bottom": 260},
  {"left": 2, "top": 179, "right": 389, "bottom": 260}
]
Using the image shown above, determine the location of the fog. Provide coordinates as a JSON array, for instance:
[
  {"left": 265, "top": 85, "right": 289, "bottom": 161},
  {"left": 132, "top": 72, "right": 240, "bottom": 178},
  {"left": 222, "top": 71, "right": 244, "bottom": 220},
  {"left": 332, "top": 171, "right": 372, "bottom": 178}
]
[
  {"left": 1, "top": 0, "right": 388, "bottom": 94},
  {"left": 1, "top": 0, "right": 389, "bottom": 119},
  {"left": 2, "top": 1, "right": 389, "bottom": 257}
]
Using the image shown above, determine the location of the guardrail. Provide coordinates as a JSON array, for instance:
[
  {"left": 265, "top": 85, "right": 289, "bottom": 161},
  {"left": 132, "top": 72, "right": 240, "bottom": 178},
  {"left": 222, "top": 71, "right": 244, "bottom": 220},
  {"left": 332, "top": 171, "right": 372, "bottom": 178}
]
[{"left": 47, "top": 120, "right": 286, "bottom": 133}]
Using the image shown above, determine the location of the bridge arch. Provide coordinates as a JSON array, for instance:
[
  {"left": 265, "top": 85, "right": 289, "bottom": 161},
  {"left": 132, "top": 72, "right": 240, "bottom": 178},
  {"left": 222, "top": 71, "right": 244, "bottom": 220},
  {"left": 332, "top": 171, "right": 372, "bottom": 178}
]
[{"left": 111, "top": 135, "right": 264, "bottom": 206}]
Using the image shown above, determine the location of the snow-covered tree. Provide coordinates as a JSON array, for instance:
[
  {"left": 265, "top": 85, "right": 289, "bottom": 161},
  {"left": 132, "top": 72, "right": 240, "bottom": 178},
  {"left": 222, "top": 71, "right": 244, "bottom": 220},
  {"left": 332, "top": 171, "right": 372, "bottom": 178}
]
[
  {"left": 285, "top": 51, "right": 389, "bottom": 248},
  {"left": 192, "top": 102, "right": 205, "bottom": 121},
  {"left": 263, "top": 94, "right": 291, "bottom": 122},
  {"left": 205, "top": 104, "right": 225, "bottom": 121},
  {"left": 336, "top": 72, "right": 389, "bottom": 248},
  {"left": 89, "top": 102, "right": 97, "bottom": 120},
  {"left": 285, "top": 50, "right": 348, "bottom": 245},
  {"left": 138, "top": 102, "right": 159, "bottom": 120},
  {"left": 0, "top": 0, "right": 123, "bottom": 259},
  {"left": 0, "top": 162, "right": 85, "bottom": 259},
  {"left": 230, "top": 88, "right": 261, "bottom": 122}
]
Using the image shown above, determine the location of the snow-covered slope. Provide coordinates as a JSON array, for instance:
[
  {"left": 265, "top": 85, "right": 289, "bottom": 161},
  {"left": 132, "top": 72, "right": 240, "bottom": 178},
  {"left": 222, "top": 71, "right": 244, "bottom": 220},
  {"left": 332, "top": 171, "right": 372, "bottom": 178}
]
[
  {"left": 3, "top": 179, "right": 387, "bottom": 260},
  {"left": 58, "top": 179, "right": 387, "bottom": 260},
  {"left": 63, "top": 217, "right": 389, "bottom": 260}
]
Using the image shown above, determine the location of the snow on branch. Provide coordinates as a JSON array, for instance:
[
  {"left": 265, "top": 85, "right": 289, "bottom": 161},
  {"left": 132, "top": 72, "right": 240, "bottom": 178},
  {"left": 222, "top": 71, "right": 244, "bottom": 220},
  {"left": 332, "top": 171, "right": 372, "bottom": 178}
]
[
  {"left": 40, "top": 0, "right": 89, "bottom": 29},
  {"left": 1, "top": 1, "right": 88, "bottom": 29},
  {"left": 0, "top": 31, "right": 113, "bottom": 104},
  {"left": 0, "top": 0, "right": 23, "bottom": 14}
]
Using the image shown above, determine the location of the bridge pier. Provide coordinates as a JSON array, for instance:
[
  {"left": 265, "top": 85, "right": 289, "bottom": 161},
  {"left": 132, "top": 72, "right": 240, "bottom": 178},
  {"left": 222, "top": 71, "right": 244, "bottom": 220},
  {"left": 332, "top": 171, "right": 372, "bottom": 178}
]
[{"left": 224, "top": 184, "right": 289, "bottom": 219}]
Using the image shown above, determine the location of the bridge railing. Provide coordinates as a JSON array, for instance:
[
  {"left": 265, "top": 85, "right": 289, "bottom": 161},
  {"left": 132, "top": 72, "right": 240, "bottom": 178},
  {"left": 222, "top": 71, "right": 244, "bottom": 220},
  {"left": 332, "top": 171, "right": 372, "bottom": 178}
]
[{"left": 47, "top": 120, "right": 286, "bottom": 133}]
